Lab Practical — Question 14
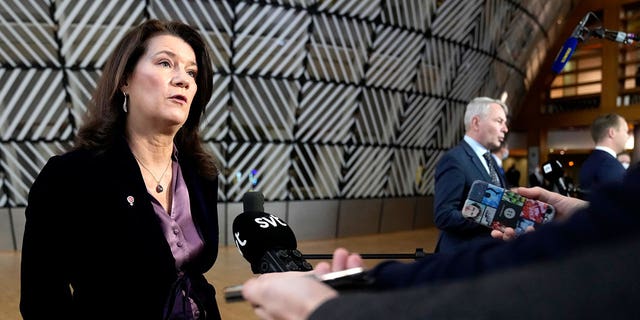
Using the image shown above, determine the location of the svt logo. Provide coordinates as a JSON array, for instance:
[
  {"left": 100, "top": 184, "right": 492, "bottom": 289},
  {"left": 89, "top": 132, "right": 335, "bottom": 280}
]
[
  {"left": 254, "top": 214, "right": 288, "bottom": 228},
  {"left": 234, "top": 232, "right": 247, "bottom": 247}
]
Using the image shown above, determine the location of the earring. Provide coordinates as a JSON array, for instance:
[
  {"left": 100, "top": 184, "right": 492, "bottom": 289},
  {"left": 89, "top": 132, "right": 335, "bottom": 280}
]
[{"left": 122, "top": 92, "right": 128, "bottom": 113}]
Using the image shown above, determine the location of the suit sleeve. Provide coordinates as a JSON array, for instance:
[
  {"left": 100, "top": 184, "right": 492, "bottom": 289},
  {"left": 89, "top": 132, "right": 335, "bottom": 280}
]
[
  {"left": 433, "top": 152, "right": 485, "bottom": 232},
  {"left": 309, "top": 235, "right": 640, "bottom": 320}
]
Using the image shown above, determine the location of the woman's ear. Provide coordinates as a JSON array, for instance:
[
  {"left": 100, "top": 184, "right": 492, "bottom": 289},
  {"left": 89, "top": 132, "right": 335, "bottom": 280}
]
[{"left": 120, "top": 79, "right": 129, "bottom": 93}]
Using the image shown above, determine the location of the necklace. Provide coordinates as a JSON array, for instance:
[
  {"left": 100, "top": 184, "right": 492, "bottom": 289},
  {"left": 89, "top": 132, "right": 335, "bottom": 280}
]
[{"left": 133, "top": 155, "right": 172, "bottom": 193}]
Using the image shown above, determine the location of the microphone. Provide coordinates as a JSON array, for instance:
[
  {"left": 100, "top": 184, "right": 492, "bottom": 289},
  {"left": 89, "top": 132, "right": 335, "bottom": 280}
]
[
  {"left": 232, "top": 190, "right": 313, "bottom": 274},
  {"left": 541, "top": 160, "right": 568, "bottom": 196},
  {"left": 592, "top": 27, "right": 639, "bottom": 44},
  {"left": 551, "top": 13, "right": 591, "bottom": 74},
  {"left": 225, "top": 191, "right": 374, "bottom": 303}
]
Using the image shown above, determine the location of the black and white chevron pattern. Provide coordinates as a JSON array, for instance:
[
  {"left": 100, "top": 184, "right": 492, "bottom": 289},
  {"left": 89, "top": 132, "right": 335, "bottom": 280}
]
[{"left": 0, "top": 0, "right": 572, "bottom": 206}]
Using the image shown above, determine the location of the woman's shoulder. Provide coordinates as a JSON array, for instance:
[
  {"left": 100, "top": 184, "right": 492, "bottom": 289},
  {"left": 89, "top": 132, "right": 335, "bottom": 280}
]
[
  {"left": 47, "top": 148, "right": 95, "bottom": 165},
  {"left": 28, "top": 149, "right": 92, "bottom": 196},
  {"left": 39, "top": 148, "right": 107, "bottom": 177}
]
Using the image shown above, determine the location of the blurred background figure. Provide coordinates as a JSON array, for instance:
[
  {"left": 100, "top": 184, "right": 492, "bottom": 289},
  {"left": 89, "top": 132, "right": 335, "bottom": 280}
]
[
  {"left": 506, "top": 164, "right": 521, "bottom": 188},
  {"left": 529, "top": 167, "right": 544, "bottom": 188},
  {"left": 579, "top": 113, "right": 629, "bottom": 200}
]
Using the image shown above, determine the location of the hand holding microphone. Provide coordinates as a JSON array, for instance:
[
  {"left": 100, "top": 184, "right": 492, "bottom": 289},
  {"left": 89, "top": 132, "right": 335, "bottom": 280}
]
[{"left": 226, "top": 191, "right": 374, "bottom": 302}]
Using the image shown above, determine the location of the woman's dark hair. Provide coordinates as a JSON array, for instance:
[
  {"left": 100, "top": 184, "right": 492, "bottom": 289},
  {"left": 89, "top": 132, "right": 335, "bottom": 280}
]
[{"left": 75, "top": 19, "right": 218, "bottom": 178}]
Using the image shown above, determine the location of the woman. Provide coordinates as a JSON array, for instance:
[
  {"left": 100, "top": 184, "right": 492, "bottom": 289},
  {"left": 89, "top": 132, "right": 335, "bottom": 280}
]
[{"left": 20, "top": 20, "right": 221, "bottom": 319}]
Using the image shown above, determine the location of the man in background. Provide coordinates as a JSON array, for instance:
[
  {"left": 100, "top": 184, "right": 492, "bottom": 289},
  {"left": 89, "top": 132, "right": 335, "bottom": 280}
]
[
  {"left": 579, "top": 113, "right": 629, "bottom": 200},
  {"left": 433, "top": 97, "right": 509, "bottom": 253}
]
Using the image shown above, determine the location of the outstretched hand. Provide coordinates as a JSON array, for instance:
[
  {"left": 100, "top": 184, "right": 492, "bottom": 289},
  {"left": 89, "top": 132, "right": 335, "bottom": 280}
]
[
  {"left": 313, "top": 247, "right": 364, "bottom": 276},
  {"left": 242, "top": 248, "right": 363, "bottom": 320}
]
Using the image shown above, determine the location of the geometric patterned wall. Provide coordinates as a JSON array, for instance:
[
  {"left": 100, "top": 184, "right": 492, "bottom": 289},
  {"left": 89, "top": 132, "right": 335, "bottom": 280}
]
[{"left": 0, "top": 0, "right": 572, "bottom": 207}]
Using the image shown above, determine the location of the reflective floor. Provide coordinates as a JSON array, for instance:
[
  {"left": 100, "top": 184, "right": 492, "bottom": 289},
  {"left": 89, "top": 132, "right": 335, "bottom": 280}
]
[{"left": 1, "top": 228, "right": 438, "bottom": 320}]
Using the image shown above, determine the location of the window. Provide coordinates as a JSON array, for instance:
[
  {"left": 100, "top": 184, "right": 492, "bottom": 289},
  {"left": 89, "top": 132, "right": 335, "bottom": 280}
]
[{"left": 617, "top": 3, "right": 640, "bottom": 106}]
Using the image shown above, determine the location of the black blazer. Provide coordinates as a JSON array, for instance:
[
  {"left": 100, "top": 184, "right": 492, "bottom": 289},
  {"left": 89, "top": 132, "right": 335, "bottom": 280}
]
[
  {"left": 433, "top": 140, "right": 506, "bottom": 253},
  {"left": 579, "top": 149, "right": 626, "bottom": 199},
  {"left": 20, "top": 138, "right": 221, "bottom": 319}
]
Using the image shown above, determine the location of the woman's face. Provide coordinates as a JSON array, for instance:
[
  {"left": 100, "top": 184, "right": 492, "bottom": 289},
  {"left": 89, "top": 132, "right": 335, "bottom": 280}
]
[{"left": 123, "top": 34, "right": 198, "bottom": 134}]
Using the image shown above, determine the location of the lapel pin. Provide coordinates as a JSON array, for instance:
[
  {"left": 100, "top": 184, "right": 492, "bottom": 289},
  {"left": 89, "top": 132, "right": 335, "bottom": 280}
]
[{"left": 127, "top": 196, "right": 135, "bottom": 206}]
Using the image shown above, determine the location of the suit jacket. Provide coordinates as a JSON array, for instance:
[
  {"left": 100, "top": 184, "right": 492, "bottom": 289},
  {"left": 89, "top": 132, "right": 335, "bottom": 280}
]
[
  {"left": 20, "top": 138, "right": 221, "bottom": 320},
  {"left": 310, "top": 235, "right": 640, "bottom": 320},
  {"left": 579, "top": 149, "right": 626, "bottom": 200},
  {"left": 433, "top": 139, "right": 506, "bottom": 253}
]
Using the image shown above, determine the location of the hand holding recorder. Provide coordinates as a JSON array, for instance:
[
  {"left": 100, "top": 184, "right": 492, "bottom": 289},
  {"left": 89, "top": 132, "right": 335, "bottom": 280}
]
[
  {"left": 225, "top": 248, "right": 367, "bottom": 302},
  {"left": 488, "top": 185, "right": 589, "bottom": 241},
  {"left": 240, "top": 248, "right": 365, "bottom": 320},
  {"left": 462, "top": 180, "right": 556, "bottom": 237}
]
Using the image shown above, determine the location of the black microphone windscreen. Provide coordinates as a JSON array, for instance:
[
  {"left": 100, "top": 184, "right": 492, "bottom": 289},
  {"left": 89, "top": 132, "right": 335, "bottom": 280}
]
[
  {"left": 542, "top": 160, "right": 564, "bottom": 180},
  {"left": 232, "top": 209, "right": 298, "bottom": 267},
  {"left": 541, "top": 160, "right": 569, "bottom": 196}
]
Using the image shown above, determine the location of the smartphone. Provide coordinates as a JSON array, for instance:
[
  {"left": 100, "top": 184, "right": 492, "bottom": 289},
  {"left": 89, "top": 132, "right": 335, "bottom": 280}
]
[
  {"left": 224, "top": 267, "right": 368, "bottom": 303},
  {"left": 461, "top": 180, "right": 556, "bottom": 234}
]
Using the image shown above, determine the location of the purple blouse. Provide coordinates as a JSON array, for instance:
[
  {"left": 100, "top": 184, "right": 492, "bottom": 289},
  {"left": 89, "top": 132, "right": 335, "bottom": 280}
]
[{"left": 148, "top": 151, "right": 204, "bottom": 319}]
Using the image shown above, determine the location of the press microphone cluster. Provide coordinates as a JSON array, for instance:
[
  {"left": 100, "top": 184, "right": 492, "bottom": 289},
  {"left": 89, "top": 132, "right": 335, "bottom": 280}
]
[
  {"left": 232, "top": 190, "right": 428, "bottom": 273},
  {"left": 226, "top": 190, "right": 434, "bottom": 303},
  {"left": 232, "top": 190, "right": 313, "bottom": 274}
]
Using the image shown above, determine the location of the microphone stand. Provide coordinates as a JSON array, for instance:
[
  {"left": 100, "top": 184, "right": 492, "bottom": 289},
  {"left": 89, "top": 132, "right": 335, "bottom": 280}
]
[{"left": 303, "top": 247, "right": 428, "bottom": 261}]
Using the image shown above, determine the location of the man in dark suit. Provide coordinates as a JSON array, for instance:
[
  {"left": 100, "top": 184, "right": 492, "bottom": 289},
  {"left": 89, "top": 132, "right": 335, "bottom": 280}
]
[
  {"left": 432, "top": 97, "right": 509, "bottom": 253},
  {"left": 579, "top": 113, "right": 629, "bottom": 200}
]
